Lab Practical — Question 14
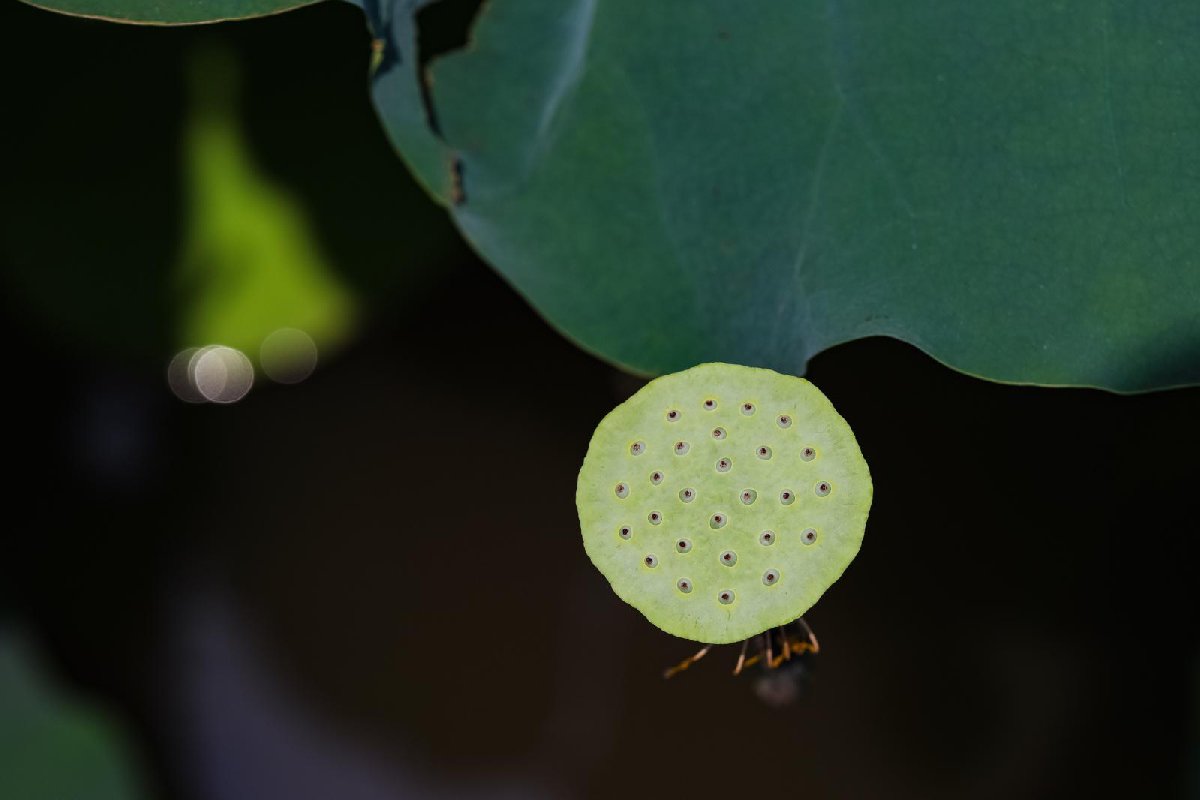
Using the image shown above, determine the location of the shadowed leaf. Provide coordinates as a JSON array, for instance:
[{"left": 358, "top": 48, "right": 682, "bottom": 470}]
[{"left": 20, "top": 0, "right": 318, "bottom": 25}]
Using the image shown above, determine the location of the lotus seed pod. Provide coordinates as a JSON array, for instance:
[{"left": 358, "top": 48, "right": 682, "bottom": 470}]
[{"left": 576, "top": 363, "right": 872, "bottom": 644}]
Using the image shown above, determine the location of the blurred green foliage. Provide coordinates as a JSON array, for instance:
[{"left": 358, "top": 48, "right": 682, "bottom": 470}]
[
  {"left": 1, "top": 1, "right": 460, "bottom": 365},
  {"left": 175, "top": 47, "right": 356, "bottom": 363},
  {"left": 0, "top": 629, "right": 146, "bottom": 800}
]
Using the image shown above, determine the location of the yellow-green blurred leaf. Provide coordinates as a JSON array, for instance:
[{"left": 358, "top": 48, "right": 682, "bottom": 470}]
[{"left": 175, "top": 46, "right": 357, "bottom": 365}]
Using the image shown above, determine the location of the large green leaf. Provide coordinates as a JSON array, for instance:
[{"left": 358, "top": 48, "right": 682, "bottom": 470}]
[
  {"left": 361, "top": 0, "right": 1200, "bottom": 392},
  {"left": 20, "top": 0, "right": 316, "bottom": 24}
]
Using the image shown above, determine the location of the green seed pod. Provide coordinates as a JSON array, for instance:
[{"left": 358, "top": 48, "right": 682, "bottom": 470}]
[{"left": 577, "top": 363, "right": 872, "bottom": 644}]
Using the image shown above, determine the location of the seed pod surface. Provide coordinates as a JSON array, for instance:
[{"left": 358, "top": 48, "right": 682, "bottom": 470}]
[{"left": 577, "top": 363, "right": 871, "bottom": 643}]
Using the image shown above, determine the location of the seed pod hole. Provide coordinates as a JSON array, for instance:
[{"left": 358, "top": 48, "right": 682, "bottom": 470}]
[
  {"left": 675, "top": 538, "right": 692, "bottom": 553},
  {"left": 720, "top": 550, "right": 737, "bottom": 566},
  {"left": 630, "top": 441, "right": 645, "bottom": 456},
  {"left": 758, "top": 530, "right": 776, "bottom": 546},
  {"left": 718, "top": 590, "right": 735, "bottom": 605},
  {"left": 618, "top": 525, "right": 632, "bottom": 540},
  {"left": 648, "top": 511, "right": 663, "bottom": 525},
  {"left": 644, "top": 554, "right": 658, "bottom": 568},
  {"left": 740, "top": 489, "right": 757, "bottom": 505},
  {"left": 710, "top": 513, "right": 727, "bottom": 529},
  {"left": 716, "top": 457, "right": 732, "bottom": 473},
  {"left": 712, "top": 427, "right": 727, "bottom": 440},
  {"left": 741, "top": 402, "right": 755, "bottom": 415},
  {"left": 674, "top": 441, "right": 690, "bottom": 455},
  {"left": 650, "top": 471, "right": 664, "bottom": 485},
  {"left": 762, "top": 569, "right": 780, "bottom": 586},
  {"left": 666, "top": 409, "right": 680, "bottom": 422},
  {"left": 777, "top": 414, "right": 792, "bottom": 429},
  {"left": 615, "top": 482, "right": 630, "bottom": 499},
  {"left": 815, "top": 481, "right": 832, "bottom": 497},
  {"left": 703, "top": 399, "right": 717, "bottom": 411},
  {"left": 802, "top": 528, "right": 818, "bottom": 545},
  {"left": 679, "top": 487, "right": 696, "bottom": 503},
  {"left": 756, "top": 446, "right": 772, "bottom": 460},
  {"left": 801, "top": 447, "right": 817, "bottom": 461},
  {"left": 780, "top": 490, "right": 795, "bottom": 505},
  {"left": 677, "top": 578, "right": 693, "bottom": 594}
]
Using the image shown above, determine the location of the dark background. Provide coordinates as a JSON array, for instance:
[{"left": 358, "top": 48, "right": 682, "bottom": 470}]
[{"left": 3, "top": 2, "right": 1198, "bottom": 798}]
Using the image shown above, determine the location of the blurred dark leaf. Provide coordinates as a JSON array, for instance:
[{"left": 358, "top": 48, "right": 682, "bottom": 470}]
[{"left": 0, "top": 629, "right": 147, "bottom": 800}]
